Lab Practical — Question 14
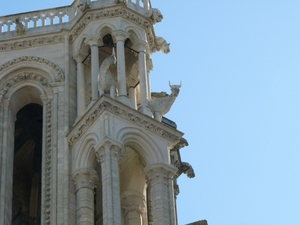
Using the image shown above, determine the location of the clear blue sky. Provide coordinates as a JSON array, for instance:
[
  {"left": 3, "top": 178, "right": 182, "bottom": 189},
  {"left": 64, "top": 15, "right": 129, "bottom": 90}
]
[{"left": 1, "top": 1, "right": 299, "bottom": 225}]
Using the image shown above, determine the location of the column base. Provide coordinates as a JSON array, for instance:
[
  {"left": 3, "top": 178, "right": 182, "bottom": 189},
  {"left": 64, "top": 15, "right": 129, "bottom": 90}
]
[
  {"left": 139, "top": 105, "right": 153, "bottom": 117},
  {"left": 87, "top": 99, "right": 97, "bottom": 110},
  {"left": 117, "top": 95, "right": 134, "bottom": 108}
]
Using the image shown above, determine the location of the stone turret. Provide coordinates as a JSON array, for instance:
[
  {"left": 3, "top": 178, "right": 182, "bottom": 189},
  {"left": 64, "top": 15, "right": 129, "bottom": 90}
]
[{"left": 0, "top": 1, "right": 195, "bottom": 225}]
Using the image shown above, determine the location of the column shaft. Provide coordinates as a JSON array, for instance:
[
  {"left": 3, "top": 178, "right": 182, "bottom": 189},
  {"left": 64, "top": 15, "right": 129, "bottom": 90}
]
[
  {"left": 72, "top": 168, "right": 98, "bottom": 225},
  {"left": 96, "top": 141, "right": 123, "bottom": 225},
  {"left": 139, "top": 51, "right": 148, "bottom": 107},
  {"left": 121, "top": 192, "right": 145, "bottom": 225},
  {"left": 0, "top": 101, "right": 14, "bottom": 225},
  {"left": 76, "top": 188, "right": 94, "bottom": 225},
  {"left": 116, "top": 40, "right": 127, "bottom": 97},
  {"left": 77, "top": 60, "right": 86, "bottom": 118},
  {"left": 91, "top": 44, "right": 99, "bottom": 101},
  {"left": 145, "top": 164, "right": 177, "bottom": 225}
]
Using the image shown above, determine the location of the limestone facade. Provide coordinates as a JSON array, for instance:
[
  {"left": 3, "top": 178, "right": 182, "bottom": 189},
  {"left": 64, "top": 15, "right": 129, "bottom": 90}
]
[{"left": 0, "top": 1, "right": 194, "bottom": 224}]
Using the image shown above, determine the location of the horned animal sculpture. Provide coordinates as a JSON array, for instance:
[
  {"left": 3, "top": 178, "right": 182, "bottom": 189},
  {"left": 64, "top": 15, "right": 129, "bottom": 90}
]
[
  {"left": 98, "top": 49, "right": 117, "bottom": 99},
  {"left": 148, "top": 81, "right": 181, "bottom": 121}
]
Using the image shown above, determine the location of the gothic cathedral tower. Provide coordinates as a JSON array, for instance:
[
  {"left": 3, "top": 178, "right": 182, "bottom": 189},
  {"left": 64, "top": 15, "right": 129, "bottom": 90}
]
[{"left": 0, "top": 1, "right": 194, "bottom": 224}]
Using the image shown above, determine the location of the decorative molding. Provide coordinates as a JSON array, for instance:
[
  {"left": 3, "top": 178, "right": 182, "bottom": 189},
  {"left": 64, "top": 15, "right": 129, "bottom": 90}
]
[
  {"left": 68, "top": 7, "right": 156, "bottom": 52},
  {"left": 44, "top": 98, "right": 52, "bottom": 225},
  {"left": 0, "top": 56, "right": 65, "bottom": 82},
  {"left": 67, "top": 97, "right": 182, "bottom": 147},
  {"left": 0, "top": 72, "right": 51, "bottom": 101},
  {"left": 0, "top": 35, "right": 64, "bottom": 52}
]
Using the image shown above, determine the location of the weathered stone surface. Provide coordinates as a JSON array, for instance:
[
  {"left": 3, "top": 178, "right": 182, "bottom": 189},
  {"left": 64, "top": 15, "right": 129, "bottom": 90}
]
[{"left": 0, "top": 1, "right": 197, "bottom": 225}]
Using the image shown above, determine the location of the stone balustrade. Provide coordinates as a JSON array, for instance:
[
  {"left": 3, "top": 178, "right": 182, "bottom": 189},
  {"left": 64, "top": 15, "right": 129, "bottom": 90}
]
[
  {"left": 0, "top": 0, "right": 150, "bottom": 35},
  {"left": 0, "top": 7, "right": 71, "bottom": 34}
]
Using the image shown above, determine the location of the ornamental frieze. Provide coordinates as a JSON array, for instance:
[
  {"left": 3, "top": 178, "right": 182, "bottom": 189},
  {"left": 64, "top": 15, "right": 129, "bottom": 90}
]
[
  {"left": 68, "top": 97, "right": 182, "bottom": 147},
  {"left": 0, "top": 56, "right": 65, "bottom": 82},
  {"left": 0, "top": 35, "right": 64, "bottom": 52}
]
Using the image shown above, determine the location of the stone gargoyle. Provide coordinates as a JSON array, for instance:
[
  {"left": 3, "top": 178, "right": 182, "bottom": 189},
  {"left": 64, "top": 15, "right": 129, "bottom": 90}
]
[{"left": 155, "top": 36, "right": 170, "bottom": 54}]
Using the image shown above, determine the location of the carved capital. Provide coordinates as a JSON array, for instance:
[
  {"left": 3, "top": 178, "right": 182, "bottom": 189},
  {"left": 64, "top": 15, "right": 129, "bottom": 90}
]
[
  {"left": 73, "top": 50, "right": 86, "bottom": 63},
  {"left": 133, "top": 40, "right": 148, "bottom": 52},
  {"left": 144, "top": 163, "right": 177, "bottom": 187},
  {"left": 112, "top": 30, "right": 129, "bottom": 43},
  {"left": 121, "top": 191, "right": 146, "bottom": 216},
  {"left": 85, "top": 35, "right": 102, "bottom": 47},
  {"left": 71, "top": 168, "right": 98, "bottom": 192},
  {"left": 95, "top": 138, "right": 124, "bottom": 163},
  {"left": 3, "top": 99, "right": 11, "bottom": 109}
]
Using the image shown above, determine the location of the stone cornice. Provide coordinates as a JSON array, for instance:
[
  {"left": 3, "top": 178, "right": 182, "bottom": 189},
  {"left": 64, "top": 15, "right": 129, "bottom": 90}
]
[
  {"left": 69, "top": 6, "right": 156, "bottom": 52},
  {"left": 67, "top": 96, "right": 183, "bottom": 147},
  {"left": 0, "top": 35, "right": 64, "bottom": 52}
]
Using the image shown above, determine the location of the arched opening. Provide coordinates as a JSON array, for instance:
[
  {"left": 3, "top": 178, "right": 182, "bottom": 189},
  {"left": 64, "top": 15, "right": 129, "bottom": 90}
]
[
  {"left": 94, "top": 163, "right": 103, "bottom": 225},
  {"left": 12, "top": 103, "right": 43, "bottom": 225},
  {"left": 119, "top": 146, "right": 147, "bottom": 225}
]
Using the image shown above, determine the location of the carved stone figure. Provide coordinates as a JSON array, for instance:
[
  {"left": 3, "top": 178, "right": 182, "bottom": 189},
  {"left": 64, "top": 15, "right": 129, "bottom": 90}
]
[
  {"left": 170, "top": 138, "right": 195, "bottom": 195},
  {"left": 15, "top": 18, "right": 25, "bottom": 36},
  {"left": 98, "top": 49, "right": 117, "bottom": 99},
  {"left": 146, "top": 8, "right": 163, "bottom": 24},
  {"left": 148, "top": 81, "right": 181, "bottom": 121},
  {"left": 77, "top": 0, "right": 90, "bottom": 12},
  {"left": 181, "top": 162, "right": 195, "bottom": 178},
  {"left": 155, "top": 36, "right": 170, "bottom": 54}
]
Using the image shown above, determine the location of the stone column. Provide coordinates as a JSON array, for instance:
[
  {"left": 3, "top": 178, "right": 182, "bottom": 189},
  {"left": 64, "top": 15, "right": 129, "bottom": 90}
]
[
  {"left": 121, "top": 191, "right": 146, "bottom": 225},
  {"left": 0, "top": 100, "right": 14, "bottom": 225},
  {"left": 112, "top": 31, "right": 133, "bottom": 107},
  {"left": 95, "top": 139, "right": 124, "bottom": 225},
  {"left": 85, "top": 36, "right": 100, "bottom": 104},
  {"left": 146, "top": 58, "right": 153, "bottom": 99},
  {"left": 134, "top": 41, "right": 152, "bottom": 116},
  {"left": 71, "top": 168, "right": 98, "bottom": 225},
  {"left": 128, "top": 87, "right": 137, "bottom": 109},
  {"left": 73, "top": 51, "right": 86, "bottom": 120},
  {"left": 144, "top": 163, "right": 177, "bottom": 225}
]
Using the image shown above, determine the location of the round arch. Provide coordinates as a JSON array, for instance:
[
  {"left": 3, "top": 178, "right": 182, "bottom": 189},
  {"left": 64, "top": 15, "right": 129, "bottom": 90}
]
[
  {"left": 125, "top": 26, "right": 144, "bottom": 43},
  {"left": 116, "top": 127, "right": 164, "bottom": 166},
  {"left": 73, "top": 132, "right": 99, "bottom": 170},
  {"left": 0, "top": 56, "right": 64, "bottom": 83}
]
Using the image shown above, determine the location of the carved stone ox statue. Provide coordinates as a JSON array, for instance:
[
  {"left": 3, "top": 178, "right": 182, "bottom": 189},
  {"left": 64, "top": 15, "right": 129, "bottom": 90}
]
[
  {"left": 98, "top": 49, "right": 117, "bottom": 99},
  {"left": 148, "top": 81, "right": 181, "bottom": 121}
]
